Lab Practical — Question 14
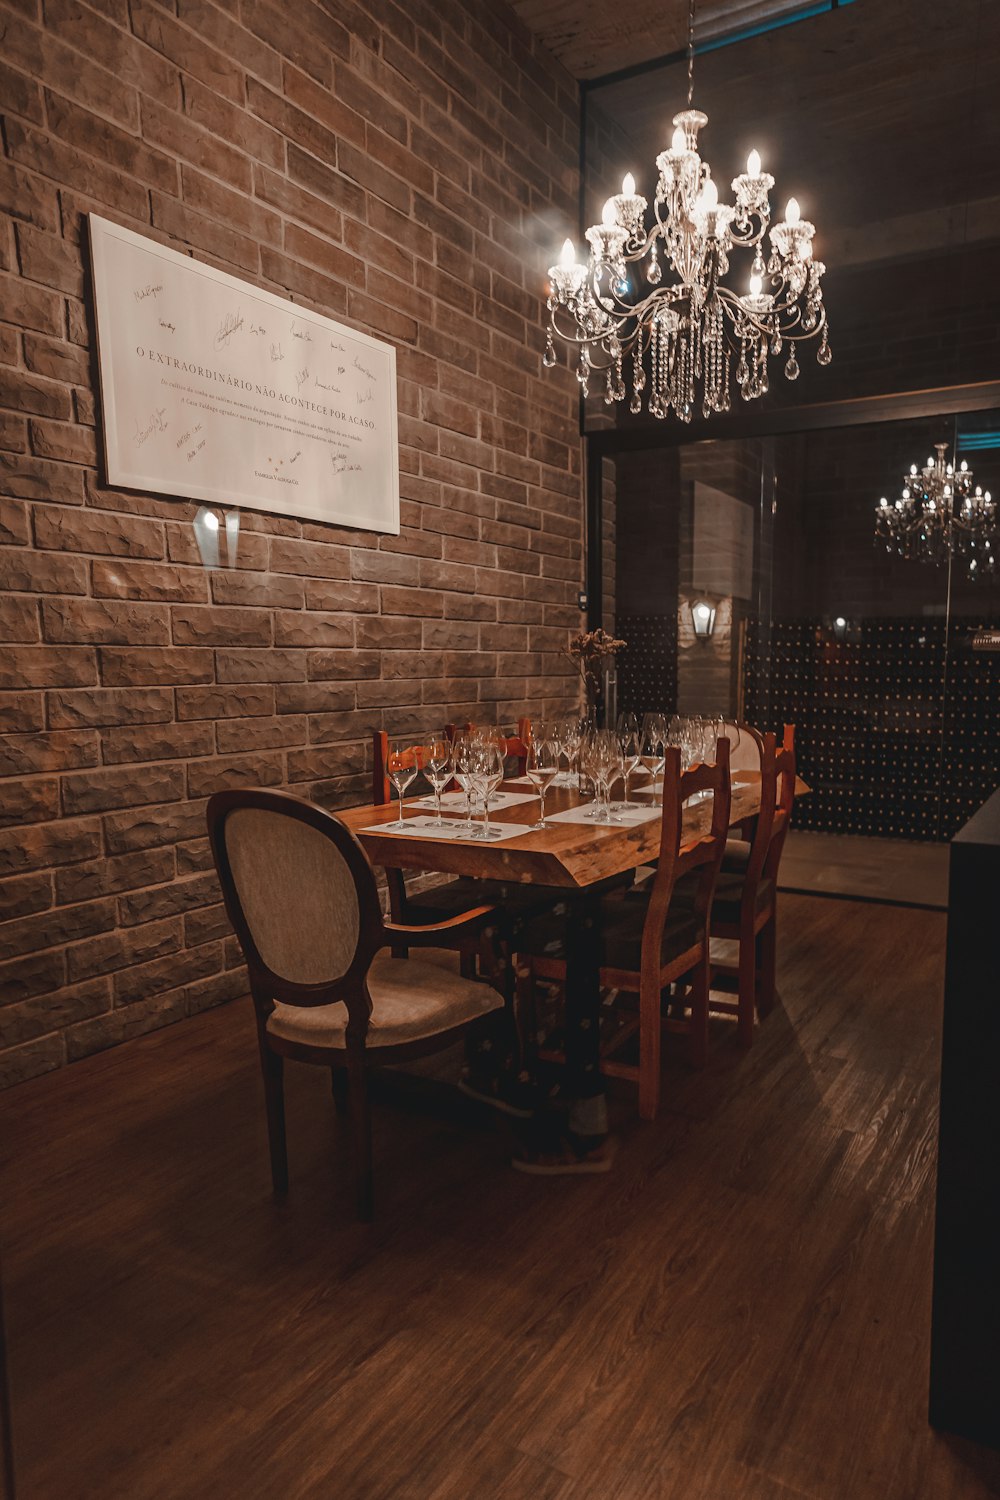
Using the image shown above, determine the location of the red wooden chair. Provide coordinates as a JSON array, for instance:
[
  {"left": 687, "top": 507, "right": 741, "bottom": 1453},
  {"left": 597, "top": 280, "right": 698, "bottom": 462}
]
[
  {"left": 709, "top": 729, "right": 796, "bottom": 1046},
  {"left": 516, "top": 739, "right": 732, "bottom": 1120}
]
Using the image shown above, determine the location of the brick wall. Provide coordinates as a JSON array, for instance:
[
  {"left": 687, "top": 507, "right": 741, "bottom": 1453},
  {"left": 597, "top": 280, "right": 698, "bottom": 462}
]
[{"left": 0, "top": 0, "right": 584, "bottom": 1086}]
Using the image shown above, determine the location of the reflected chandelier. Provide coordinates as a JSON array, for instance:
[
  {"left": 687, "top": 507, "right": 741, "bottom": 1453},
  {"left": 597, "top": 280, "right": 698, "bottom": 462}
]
[
  {"left": 543, "top": 0, "right": 831, "bottom": 421},
  {"left": 875, "top": 443, "right": 997, "bottom": 579}
]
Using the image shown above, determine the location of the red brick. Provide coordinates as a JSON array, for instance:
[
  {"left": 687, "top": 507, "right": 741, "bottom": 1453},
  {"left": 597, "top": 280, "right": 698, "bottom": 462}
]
[
  {"left": 186, "top": 751, "right": 284, "bottom": 797},
  {"left": 0, "top": 453, "right": 88, "bottom": 504},
  {"left": 0, "top": 816, "right": 101, "bottom": 877},
  {"left": 61, "top": 762, "right": 186, "bottom": 815},
  {"left": 48, "top": 687, "right": 173, "bottom": 729},
  {"left": 171, "top": 605, "right": 272, "bottom": 647},
  {"left": 16, "top": 221, "right": 84, "bottom": 297},
  {"left": 0, "top": 730, "right": 97, "bottom": 775},
  {"left": 0, "top": 897, "right": 116, "bottom": 961},
  {"left": 272, "top": 610, "right": 354, "bottom": 648},
  {"left": 102, "top": 800, "right": 207, "bottom": 856},
  {"left": 56, "top": 847, "right": 175, "bottom": 906},
  {"left": 118, "top": 871, "right": 219, "bottom": 928},
  {"left": 185, "top": 964, "right": 245, "bottom": 1010},
  {"left": 101, "top": 722, "right": 215, "bottom": 765},
  {"left": 175, "top": 685, "right": 275, "bottom": 720},
  {"left": 0, "top": 949, "right": 67, "bottom": 1006},
  {"left": 0, "top": 871, "right": 53, "bottom": 922},
  {"left": 0, "top": 596, "right": 38, "bottom": 641},
  {"left": 65, "top": 916, "right": 182, "bottom": 983},
  {"left": 30, "top": 415, "right": 98, "bottom": 468},
  {"left": 141, "top": 96, "right": 253, "bottom": 195},
  {"left": 0, "top": 366, "right": 73, "bottom": 420},
  {"left": 42, "top": 599, "right": 169, "bottom": 645},
  {"left": 113, "top": 940, "right": 221, "bottom": 1005},
  {"left": 98, "top": 647, "right": 214, "bottom": 687},
  {"left": 210, "top": 571, "right": 303, "bottom": 609},
  {"left": 216, "top": 715, "right": 305, "bottom": 753},
  {"left": 1, "top": 977, "right": 110, "bottom": 1049},
  {"left": 34, "top": 506, "right": 165, "bottom": 558},
  {"left": 150, "top": 192, "right": 261, "bottom": 276},
  {"left": 214, "top": 648, "right": 306, "bottom": 684}
]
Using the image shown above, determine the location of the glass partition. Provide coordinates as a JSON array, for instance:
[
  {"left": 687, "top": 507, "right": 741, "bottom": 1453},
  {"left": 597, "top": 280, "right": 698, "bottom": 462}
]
[{"left": 603, "top": 409, "right": 1000, "bottom": 841}]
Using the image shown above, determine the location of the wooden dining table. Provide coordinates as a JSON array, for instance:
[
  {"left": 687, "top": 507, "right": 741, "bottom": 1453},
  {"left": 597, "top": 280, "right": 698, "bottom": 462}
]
[{"left": 337, "top": 771, "right": 780, "bottom": 1111}]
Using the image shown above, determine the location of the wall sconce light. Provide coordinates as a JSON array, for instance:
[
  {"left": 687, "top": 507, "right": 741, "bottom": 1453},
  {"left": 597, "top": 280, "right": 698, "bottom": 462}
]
[
  {"left": 690, "top": 599, "right": 717, "bottom": 640},
  {"left": 193, "top": 506, "right": 240, "bottom": 570},
  {"left": 832, "top": 614, "right": 848, "bottom": 640}
]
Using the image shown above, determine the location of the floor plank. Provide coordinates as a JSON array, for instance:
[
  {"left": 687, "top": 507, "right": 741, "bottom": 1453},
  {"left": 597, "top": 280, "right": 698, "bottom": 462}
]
[{"left": 2, "top": 895, "right": 999, "bottom": 1499}]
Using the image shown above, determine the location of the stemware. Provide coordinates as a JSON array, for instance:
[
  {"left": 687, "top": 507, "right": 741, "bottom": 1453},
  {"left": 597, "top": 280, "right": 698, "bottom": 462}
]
[
  {"left": 386, "top": 737, "right": 417, "bottom": 828},
  {"left": 525, "top": 723, "right": 559, "bottom": 828},
  {"left": 452, "top": 732, "right": 477, "bottom": 832},
  {"left": 477, "top": 739, "right": 505, "bottom": 840},
  {"left": 424, "top": 734, "right": 451, "bottom": 827},
  {"left": 614, "top": 710, "right": 641, "bottom": 810},
  {"left": 582, "top": 730, "right": 623, "bottom": 822},
  {"left": 640, "top": 713, "right": 666, "bottom": 804},
  {"left": 562, "top": 717, "right": 583, "bottom": 787}
]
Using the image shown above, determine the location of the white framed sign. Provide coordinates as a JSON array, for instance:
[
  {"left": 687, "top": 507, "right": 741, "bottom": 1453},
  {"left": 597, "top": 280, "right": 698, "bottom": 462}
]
[{"left": 88, "top": 214, "right": 399, "bottom": 534}]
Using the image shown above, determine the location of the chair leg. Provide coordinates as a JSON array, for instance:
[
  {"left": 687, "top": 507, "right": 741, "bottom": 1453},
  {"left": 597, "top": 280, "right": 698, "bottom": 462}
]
[
  {"left": 638, "top": 973, "right": 662, "bottom": 1121},
  {"left": 738, "top": 915, "right": 757, "bottom": 1050},
  {"left": 258, "top": 1036, "right": 288, "bottom": 1197},
  {"left": 758, "top": 909, "right": 777, "bottom": 1017},
  {"left": 347, "top": 1054, "right": 374, "bottom": 1222},
  {"left": 330, "top": 1066, "right": 349, "bottom": 1117},
  {"left": 689, "top": 953, "right": 710, "bottom": 1071}
]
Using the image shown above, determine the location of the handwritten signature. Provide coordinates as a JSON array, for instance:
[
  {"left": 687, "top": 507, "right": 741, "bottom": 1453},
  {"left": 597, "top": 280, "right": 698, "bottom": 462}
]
[
  {"left": 295, "top": 367, "right": 310, "bottom": 390},
  {"left": 353, "top": 356, "right": 376, "bottom": 382},
  {"left": 214, "top": 309, "right": 244, "bottom": 350},
  {"left": 270, "top": 343, "right": 284, "bottom": 362},
  {"left": 356, "top": 388, "right": 374, "bottom": 406},
  {"left": 330, "top": 341, "right": 345, "bottom": 352},
  {"left": 159, "top": 319, "right": 175, "bottom": 333},
  {"left": 134, "top": 284, "right": 162, "bottom": 303},
  {"left": 291, "top": 322, "right": 313, "bottom": 342},
  {"left": 332, "top": 454, "right": 361, "bottom": 474},
  {"left": 315, "top": 377, "right": 341, "bottom": 393},
  {"left": 290, "top": 450, "right": 302, "bottom": 464},
  {"left": 250, "top": 322, "right": 267, "bottom": 336},
  {"left": 133, "top": 407, "right": 168, "bottom": 449}
]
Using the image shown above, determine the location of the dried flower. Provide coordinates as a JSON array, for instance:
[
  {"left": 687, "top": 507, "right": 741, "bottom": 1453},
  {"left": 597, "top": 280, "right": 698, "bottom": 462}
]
[{"left": 566, "top": 628, "right": 627, "bottom": 697}]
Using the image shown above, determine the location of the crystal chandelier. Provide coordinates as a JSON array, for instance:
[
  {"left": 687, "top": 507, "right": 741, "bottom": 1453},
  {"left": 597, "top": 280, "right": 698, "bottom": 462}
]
[
  {"left": 874, "top": 443, "right": 997, "bottom": 579},
  {"left": 543, "top": 1, "right": 831, "bottom": 421}
]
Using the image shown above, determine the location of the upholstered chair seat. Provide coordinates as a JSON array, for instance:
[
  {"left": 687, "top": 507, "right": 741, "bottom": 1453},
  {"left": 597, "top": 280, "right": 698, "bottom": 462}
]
[
  {"left": 267, "top": 953, "right": 502, "bottom": 1048},
  {"left": 711, "top": 870, "right": 775, "bottom": 923},
  {"left": 721, "top": 837, "right": 752, "bottom": 872}
]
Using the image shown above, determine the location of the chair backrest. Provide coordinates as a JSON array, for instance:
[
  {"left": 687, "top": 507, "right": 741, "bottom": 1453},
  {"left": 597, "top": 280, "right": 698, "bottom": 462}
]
[
  {"left": 762, "top": 733, "right": 797, "bottom": 884},
  {"left": 723, "top": 720, "right": 764, "bottom": 774},
  {"left": 640, "top": 738, "right": 732, "bottom": 969},
  {"left": 207, "top": 789, "right": 383, "bottom": 1018}
]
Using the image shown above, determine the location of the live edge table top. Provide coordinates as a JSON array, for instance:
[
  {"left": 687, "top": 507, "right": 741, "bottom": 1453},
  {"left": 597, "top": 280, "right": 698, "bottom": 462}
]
[{"left": 336, "top": 776, "right": 771, "bottom": 892}]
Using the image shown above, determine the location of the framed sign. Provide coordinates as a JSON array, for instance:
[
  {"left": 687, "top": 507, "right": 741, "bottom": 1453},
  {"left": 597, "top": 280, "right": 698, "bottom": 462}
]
[{"left": 88, "top": 214, "right": 399, "bottom": 534}]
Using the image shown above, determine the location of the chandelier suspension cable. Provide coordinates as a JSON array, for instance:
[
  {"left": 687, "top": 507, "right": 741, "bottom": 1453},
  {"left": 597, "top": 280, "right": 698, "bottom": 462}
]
[{"left": 543, "top": 3, "right": 832, "bottom": 421}]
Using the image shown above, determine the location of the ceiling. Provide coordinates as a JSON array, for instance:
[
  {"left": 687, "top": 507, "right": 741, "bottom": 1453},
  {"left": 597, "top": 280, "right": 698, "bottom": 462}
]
[{"left": 508, "top": 0, "right": 818, "bottom": 81}]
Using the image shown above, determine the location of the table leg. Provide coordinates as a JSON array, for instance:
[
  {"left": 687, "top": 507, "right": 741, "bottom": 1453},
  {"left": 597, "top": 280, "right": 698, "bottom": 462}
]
[{"left": 562, "top": 889, "right": 608, "bottom": 1140}]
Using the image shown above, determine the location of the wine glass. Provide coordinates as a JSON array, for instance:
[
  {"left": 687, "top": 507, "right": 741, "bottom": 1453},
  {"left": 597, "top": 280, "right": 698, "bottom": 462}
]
[
  {"left": 386, "top": 737, "right": 417, "bottom": 828},
  {"left": 614, "top": 710, "right": 641, "bottom": 810},
  {"left": 424, "top": 734, "right": 451, "bottom": 827},
  {"left": 477, "top": 739, "right": 505, "bottom": 841},
  {"left": 452, "top": 732, "right": 477, "bottom": 832},
  {"left": 525, "top": 723, "right": 559, "bottom": 829},
  {"left": 640, "top": 713, "right": 666, "bottom": 804},
  {"left": 562, "top": 717, "right": 582, "bottom": 787}
]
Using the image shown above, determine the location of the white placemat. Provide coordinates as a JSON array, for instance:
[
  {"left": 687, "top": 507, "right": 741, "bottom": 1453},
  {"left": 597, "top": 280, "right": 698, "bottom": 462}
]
[
  {"left": 409, "top": 789, "right": 538, "bottom": 811},
  {"left": 544, "top": 803, "right": 661, "bottom": 828},
  {"left": 362, "top": 815, "right": 535, "bottom": 843}
]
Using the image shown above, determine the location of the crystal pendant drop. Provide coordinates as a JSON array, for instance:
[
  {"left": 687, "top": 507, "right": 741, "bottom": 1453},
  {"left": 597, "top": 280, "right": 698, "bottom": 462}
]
[
  {"left": 542, "top": 330, "right": 556, "bottom": 369},
  {"left": 647, "top": 241, "right": 662, "bottom": 286},
  {"left": 785, "top": 349, "right": 800, "bottom": 381},
  {"left": 817, "top": 330, "right": 832, "bottom": 366}
]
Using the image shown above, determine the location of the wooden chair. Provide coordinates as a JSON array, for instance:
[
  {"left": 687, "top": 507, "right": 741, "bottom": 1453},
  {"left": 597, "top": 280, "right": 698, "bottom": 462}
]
[
  {"left": 207, "top": 788, "right": 504, "bottom": 1220},
  {"left": 516, "top": 739, "right": 732, "bottom": 1121},
  {"left": 709, "top": 730, "right": 796, "bottom": 1047}
]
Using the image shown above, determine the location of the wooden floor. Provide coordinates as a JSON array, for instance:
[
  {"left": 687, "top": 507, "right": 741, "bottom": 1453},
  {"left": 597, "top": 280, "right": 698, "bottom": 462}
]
[
  {"left": 3, "top": 894, "right": 1000, "bottom": 1500},
  {"left": 779, "top": 831, "right": 949, "bottom": 910}
]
